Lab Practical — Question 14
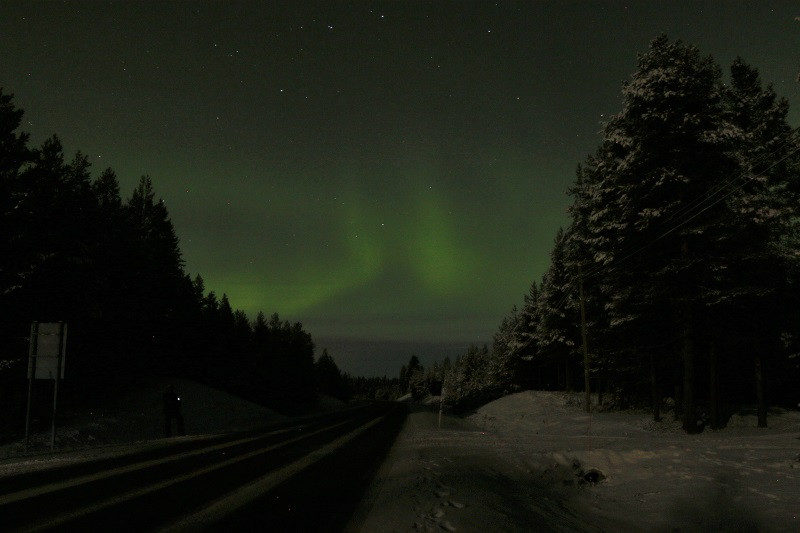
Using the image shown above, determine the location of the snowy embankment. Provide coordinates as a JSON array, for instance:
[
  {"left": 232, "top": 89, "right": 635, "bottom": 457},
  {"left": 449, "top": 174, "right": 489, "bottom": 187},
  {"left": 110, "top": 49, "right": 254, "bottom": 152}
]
[
  {"left": 471, "top": 391, "right": 800, "bottom": 531},
  {"left": 354, "top": 391, "right": 800, "bottom": 532},
  {"left": 0, "top": 377, "right": 286, "bottom": 464}
]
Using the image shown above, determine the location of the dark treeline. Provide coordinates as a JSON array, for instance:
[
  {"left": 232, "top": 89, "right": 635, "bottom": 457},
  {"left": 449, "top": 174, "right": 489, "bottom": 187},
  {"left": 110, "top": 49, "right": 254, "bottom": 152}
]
[
  {"left": 442, "top": 37, "right": 800, "bottom": 431},
  {"left": 314, "top": 348, "right": 402, "bottom": 402},
  {"left": 0, "top": 88, "right": 326, "bottom": 436},
  {"left": 389, "top": 351, "right": 505, "bottom": 414}
]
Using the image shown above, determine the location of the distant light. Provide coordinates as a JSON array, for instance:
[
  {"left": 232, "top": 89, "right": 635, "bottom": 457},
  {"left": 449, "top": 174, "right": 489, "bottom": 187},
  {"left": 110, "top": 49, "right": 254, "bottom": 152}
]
[{"left": 177, "top": 397, "right": 181, "bottom": 401}]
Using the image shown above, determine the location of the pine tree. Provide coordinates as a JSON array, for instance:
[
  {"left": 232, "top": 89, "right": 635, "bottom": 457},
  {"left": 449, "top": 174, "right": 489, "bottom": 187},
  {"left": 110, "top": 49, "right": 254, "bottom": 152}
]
[
  {"left": 0, "top": 89, "right": 34, "bottom": 303},
  {"left": 517, "top": 281, "right": 541, "bottom": 360},
  {"left": 404, "top": 355, "right": 426, "bottom": 399},
  {"left": 490, "top": 305, "right": 521, "bottom": 389},
  {"left": 127, "top": 175, "right": 183, "bottom": 282},
  {"left": 710, "top": 58, "right": 800, "bottom": 427},
  {"left": 566, "top": 158, "right": 616, "bottom": 404},
  {"left": 124, "top": 175, "right": 186, "bottom": 370},
  {"left": 535, "top": 228, "right": 578, "bottom": 390},
  {"left": 315, "top": 348, "right": 348, "bottom": 400},
  {"left": 85, "top": 167, "right": 129, "bottom": 376},
  {"left": 8, "top": 135, "right": 67, "bottom": 319},
  {"left": 589, "top": 36, "right": 734, "bottom": 431}
]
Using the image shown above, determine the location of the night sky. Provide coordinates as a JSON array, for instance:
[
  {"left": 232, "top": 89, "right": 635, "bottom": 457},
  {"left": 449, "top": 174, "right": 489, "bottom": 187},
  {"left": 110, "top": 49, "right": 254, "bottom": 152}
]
[{"left": 2, "top": 2, "right": 798, "bottom": 375}]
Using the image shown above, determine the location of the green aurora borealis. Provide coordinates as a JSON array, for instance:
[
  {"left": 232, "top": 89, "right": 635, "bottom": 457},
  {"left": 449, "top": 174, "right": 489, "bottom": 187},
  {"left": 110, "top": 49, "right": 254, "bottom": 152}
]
[{"left": 2, "top": 2, "right": 798, "bottom": 374}]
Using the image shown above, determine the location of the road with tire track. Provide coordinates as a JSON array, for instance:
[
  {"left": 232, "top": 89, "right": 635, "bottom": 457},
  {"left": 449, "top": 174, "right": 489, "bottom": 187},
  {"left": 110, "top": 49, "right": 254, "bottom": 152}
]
[{"left": 0, "top": 403, "right": 406, "bottom": 532}]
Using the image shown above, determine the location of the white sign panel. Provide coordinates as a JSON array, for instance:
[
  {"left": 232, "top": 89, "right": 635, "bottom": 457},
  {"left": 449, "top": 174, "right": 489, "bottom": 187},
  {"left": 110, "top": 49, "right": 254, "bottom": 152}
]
[
  {"left": 28, "top": 322, "right": 67, "bottom": 380},
  {"left": 36, "top": 323, "right": 63, "bottom": 356},
  {"left": 35, "top": 356, "right": 62, "bottom": 380}
]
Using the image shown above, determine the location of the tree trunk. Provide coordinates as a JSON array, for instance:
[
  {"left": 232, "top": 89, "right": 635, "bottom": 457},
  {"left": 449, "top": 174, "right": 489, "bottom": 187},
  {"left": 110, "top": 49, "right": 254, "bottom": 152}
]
[
  {"left": 597, "top": 372, "right": 604, "bottom": 407},
  {"left": 681, "top": 317, "right": 696, "bottom": 433},
  {"left": 708, "top": 340, "right": 719, "bottom": 429},
  {"left": 650, "top": 351, "right": 661, "bottom": 422},
  {"left": 674, "top": 383, "right": 682, "bottom": 421},
  {"left": 564, "top": 355, "right": 572, "bottom": 391},
  {"left": 680, "top": 239, "right": 697, "bottom": 434},
  {"left": 755, "top": 352, "right": 767, "bottom": 428},
  {"left": 557, "top": 363, "right": 562, "bottom": 390},
  {"left": 579, "top": 269, "right": 591, "bottom": 412}
]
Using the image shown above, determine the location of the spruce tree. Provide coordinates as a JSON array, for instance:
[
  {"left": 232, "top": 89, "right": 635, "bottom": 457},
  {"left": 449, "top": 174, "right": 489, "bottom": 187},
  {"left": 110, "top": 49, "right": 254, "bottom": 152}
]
[
  {"left": 712, "top": 58, "right": 800, "bottom": 426},
  {"left": 0, "top": 89, "right": 34, "bottom": 303},
  {"left": 535, "top": 228, "right": 578, "bottom": 390},
  {"left": 591, "top": 36, "right": 733, "bottom": 431}
]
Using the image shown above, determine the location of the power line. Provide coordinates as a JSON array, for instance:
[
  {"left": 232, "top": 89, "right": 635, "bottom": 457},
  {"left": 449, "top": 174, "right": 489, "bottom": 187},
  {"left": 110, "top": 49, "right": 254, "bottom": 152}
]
[
  {"left": 656, "top": 69, "right": 799, "bottom": 225},
  {"left": 529, "top": 131, "right": 800, "bottom": 321},
  {"left": 569, "top": 130, "right": 799, "bottom": 285},
  {"left": 521, "top": 70, "right": 799, "bottom": 326},
  {"left": 659, "top": 129, "right": 800, "bottom": 227},
  {"left": 583, "top": 140, "right": 800, "bottom": 284},
  {"left": 571, "top": 74, "right": 799, "bottom": 283}
]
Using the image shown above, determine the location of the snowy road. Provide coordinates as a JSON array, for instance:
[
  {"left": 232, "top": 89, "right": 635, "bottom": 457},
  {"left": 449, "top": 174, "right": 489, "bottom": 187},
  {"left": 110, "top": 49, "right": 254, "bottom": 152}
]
[
  {"left": 0, "top": 403, "right": 406, "bottom": 532},
  {"left": 352, "top": 393, "right": 800, "bottom": 532},
  {"left": 351, "top": 406, "right": 597, "bottom": 533}
]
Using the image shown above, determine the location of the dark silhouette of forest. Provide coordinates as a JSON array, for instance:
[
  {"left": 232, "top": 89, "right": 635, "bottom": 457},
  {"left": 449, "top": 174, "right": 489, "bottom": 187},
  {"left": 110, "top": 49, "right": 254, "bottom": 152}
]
[
  {"left": 0, "top": 88, "right": 339, "bottom": 438},
  {"left": 430, "top": 37, "right": 800, "bottom": 432},
  {"left": 3, "top": 35, "right": 799, "bottom": 440}
]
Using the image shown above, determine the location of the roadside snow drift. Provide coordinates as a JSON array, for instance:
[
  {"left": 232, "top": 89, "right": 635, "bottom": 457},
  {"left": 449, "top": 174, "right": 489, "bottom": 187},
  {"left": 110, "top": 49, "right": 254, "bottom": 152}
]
[
  {"left": 1, "top": 377, "right": 285, "bottom": 460},
  {"left": 471, "top": 390, "right": 800, "bottom": 531},
  {"left": 355, "top": 391, "right": 800, "bottom": 532}
]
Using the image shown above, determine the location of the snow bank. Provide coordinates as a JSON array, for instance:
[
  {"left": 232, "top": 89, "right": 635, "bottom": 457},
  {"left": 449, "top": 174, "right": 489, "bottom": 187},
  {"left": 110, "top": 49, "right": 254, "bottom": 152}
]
[
  {"left": 470, "top": 390, "right": 800, "bottom": 531},
  {"left": 0, "top": 376, "right": 285, "bottom": 461}
]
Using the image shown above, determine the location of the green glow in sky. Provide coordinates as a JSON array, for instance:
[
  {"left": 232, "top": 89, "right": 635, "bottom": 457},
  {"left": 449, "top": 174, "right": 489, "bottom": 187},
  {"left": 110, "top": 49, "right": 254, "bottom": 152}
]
[
  {"left": 2, "top": 1, "right": 797, "bottom": 373},
  {"left": 407, "top": 189, "right": 477, "bottom": 295}
]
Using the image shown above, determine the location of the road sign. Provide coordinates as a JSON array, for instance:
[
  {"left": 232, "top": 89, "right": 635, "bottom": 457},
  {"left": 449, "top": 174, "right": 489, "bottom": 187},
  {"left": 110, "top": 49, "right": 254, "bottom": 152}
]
[
  {"left": 25, "top": 322, "right": 67, "bottom": 449},
  {"left": 28, "top": 322, "right": 67, "bottom": 380}
]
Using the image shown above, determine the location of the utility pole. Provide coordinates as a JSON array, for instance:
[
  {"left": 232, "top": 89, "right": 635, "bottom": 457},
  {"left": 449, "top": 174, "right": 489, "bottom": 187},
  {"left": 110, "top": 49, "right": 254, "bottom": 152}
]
[{"left": 579, "top": 265, "right": 591, "bottom": 413}]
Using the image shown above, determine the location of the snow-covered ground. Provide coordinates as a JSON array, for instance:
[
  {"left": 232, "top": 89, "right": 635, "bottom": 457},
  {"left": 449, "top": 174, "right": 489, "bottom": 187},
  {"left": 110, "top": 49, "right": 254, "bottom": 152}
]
[
  {"left": 354, "top": 391, "right": 800, "bottom": 532},
  {"left": 0, "top": 377, "right": 286, "bottom": 464},
  {"left": 475, "top": 391, "right": 800, "bottom": 531}
]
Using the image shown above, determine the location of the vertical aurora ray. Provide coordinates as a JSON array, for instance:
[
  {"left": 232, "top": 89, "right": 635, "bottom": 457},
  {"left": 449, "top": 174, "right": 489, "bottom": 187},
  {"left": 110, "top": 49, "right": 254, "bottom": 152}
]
[{"left": 406, "top": 189, "right": 479, "bottom": 295}]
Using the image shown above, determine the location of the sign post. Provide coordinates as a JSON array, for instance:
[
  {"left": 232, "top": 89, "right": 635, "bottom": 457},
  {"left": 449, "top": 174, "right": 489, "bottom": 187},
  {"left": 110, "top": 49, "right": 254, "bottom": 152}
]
[
  {"left": 24, "top": 322, "right": 67, "bottom": 451},
  {"left": 24, "top": 322, "right": 39, "bottom": 449},
  {"left": 51, "top": 322, "right": 67, "bottom": 448}
]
